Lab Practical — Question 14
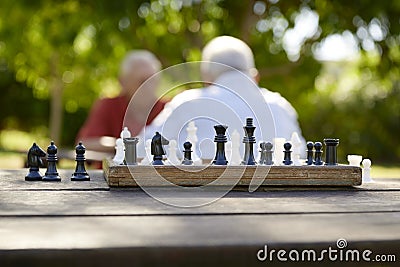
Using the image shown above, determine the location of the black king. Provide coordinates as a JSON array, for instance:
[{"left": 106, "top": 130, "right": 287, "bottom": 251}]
[{"left": 242, "top": 118, "right": 257, "bottom": 165}]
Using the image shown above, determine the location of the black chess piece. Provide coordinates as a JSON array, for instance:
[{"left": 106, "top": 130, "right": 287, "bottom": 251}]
[
  {"left": 124, "top": 137, "right": 139, "bottom": 165},
  {"left": 213, "top": 125, "right": 228, "bottom": 165},
  {"left": 306, "top": 141, "right": 314, "bottom": 165},
  {"left": 71, "top": 142, "right": 90, "bottom": 181},
  {"left": 182, "top": 141, "right": 193, "bottom": 165},
  {"left": 283, "top": 142, "right": 293, "bottom": 165},
  {"left": 324, "top": 138, "right": 339, "bottom": 165},
  {"left": 25, "top": 143, "right": 46, "bottom": 181},
  {"left": 242, "top": 118, "right": 257, "bottom": 165},
  {"left": 259, "top": 142, "right": 273, "bottom": 165},
  {"left": 151, "top": 132, "right": 169, "bottom": 165},
  {"left": 43, "top": 141, "right": 61, "bottom": 182},
  {"left": 314, "top": 141, "right": 323, "bottom": 165}
]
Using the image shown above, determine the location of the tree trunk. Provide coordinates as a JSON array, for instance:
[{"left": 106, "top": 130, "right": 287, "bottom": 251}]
[{"left": 49, "top": 53, "right": 63, "bottom": 145}]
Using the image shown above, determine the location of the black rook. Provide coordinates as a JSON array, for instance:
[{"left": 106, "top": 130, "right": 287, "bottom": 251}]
[{"left": 324, "top": 138, "right": 339, "bottom": 165}]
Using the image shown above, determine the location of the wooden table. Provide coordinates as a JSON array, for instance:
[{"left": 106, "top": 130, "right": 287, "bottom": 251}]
[{"left": 0, "top": 169, "right": 399, "bottom": 266}]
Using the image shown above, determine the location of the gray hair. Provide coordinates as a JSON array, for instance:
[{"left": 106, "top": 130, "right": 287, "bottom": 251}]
[
  {"left": 201, "top": 36, "right": 256, "bottom": 82},
  {"left": 120, "top": 50, "right": 161, "bottom": 78}
]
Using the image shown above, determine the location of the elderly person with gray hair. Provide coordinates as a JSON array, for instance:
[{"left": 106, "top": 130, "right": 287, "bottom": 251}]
[
  {"left": 77, "top": 50, "right": 165, "bottom": 153},
  {"left": 140, "top": 36, "right": 304, "bottom": 160}
]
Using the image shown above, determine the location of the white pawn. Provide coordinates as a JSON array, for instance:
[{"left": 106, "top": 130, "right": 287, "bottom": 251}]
[
  {"left": 273, "top": 138, "right": 286, "bottom": 166},
  {"left": 291, "top": 132, "right": 302, "bottom": 166},
  {"left": 186, "top": 121, "right": 202, "bottom": 165},
  {"left": 120, "top": 127, "right": 131, "bottom": 139},
  {"left": 166, "top": 139, "right": 181, "bottom": 165},
  {"left": 362, "top": 158, "right": 373, "bottom": 183},
  {"left": 347, "top": 155, "right": 363, "bottom": 167},
  {"left": 113, "top": 138, "right": 125, "bottom": 165},
  {"left": 140, "top": 139, "right": 152, "bottom": 165},
  {"left": 230, "top": 129, "right": 242, "bottom": 165}
]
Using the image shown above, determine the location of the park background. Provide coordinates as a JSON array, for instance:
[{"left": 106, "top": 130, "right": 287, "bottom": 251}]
[{"left": 0, "top": 0, "right": 399, "bottom": 173}]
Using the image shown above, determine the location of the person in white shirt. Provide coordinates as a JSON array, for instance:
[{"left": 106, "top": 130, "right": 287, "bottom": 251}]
[{"left": 138, "top": 36, "right": 305, "bottom": 160}]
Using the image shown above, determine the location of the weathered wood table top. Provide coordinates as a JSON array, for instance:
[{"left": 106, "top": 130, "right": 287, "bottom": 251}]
[{"left": 0, "top": 169, "right": 399, "bottom": 266}]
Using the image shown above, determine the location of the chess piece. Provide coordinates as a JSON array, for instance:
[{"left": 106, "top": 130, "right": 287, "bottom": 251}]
[
  {"left": 273, "top": 138, "right": 285, "bottom": 166},
  {"left": 242, "top": 118, "right": 257, "bottom": 165},
  {"left": 324, "top": 138, "right": 339, "bottom": 165},
  {"left": 151, "top": 132, "right": 169, "bottom": 165},
  {"left": 225, "top": 141, "right": 232, "bottom": 164},
  {"left": 362, "top": 158, "right": 373, "bottom": 183},
  {"left": 314, "top": 142, "right": 323, "bottom": 165},
  {"left": 124, "top": 138, "right": 139, "bottom": 165},
  {"left": 71, "top": 142, "right": 90, "bottom": 181},
  {"left": 259, "top": 142, "right": 273, "bottom": 165},
  {"left": 43, "top": 141, "right": 61, "bottom": 182},
  {"left": 166, "top": 139, "right": 181, "bottom": 165},
  {"left": 283, "top": 142, "right": 293, "bottom": 165},
  {"left": 120, "top": 127, "right": 131, "bottom": 139},
  {"left": 186, "top": 121, "right": 202, "bottom": 165},
  {"left": 182, "top": 141, "right": 193, "bottom": 165},
  {"left": 213, "top": 125, "right": 228, "bottom": 165},
  {"left": 347, "top": 155, "right": 362, "bottom": 167},
  {"left": 230, "top": 129, "right": 242, "bottom": 165},
  {"left": 291, "top": 132, "right": 302, "bottom": 166},
  {"left": 113, "top": 138, "right": 125, "bottom": 165},
  {"left": 140, "top": 139, "right": 153, "bottom": 165},
  {"left": 306, "top": 141, "right": 314, "bottom": 165},
  {"left": 25, "top": 143, "right": 46, "bottom": 181}
]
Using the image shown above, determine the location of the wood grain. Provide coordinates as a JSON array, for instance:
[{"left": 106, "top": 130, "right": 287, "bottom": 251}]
[
  {"left": 103, "top": 159, "right": 362, "bottom": 187},
  {"left": 0, "top": 169, "right": 109, "bottom": 191}
]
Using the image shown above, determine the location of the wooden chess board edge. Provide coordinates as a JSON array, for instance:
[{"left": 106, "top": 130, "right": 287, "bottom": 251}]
[{"left": 103, "top": 159, "right": 362, "bottom": 187}]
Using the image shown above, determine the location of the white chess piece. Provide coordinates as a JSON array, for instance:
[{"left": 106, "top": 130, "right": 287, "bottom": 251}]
[
  {"left": 362, "top": 158, "right": 373, "bottom": 183},
  {"left": 166, "top": 139, "right": 181, "bottom": 165},
  {"left": 140, "top": 139, "right": 152, "bottom": 165},
  {"left": 225, "top": 141, "right": 232, "bottom": 165},
  {"left": 230, "top": 129, "right": 242, "bottom": 165},
  {"left": 113, "top": 138, "right": 125, "bottom": 165},
  {"left": 120, "top": 127, "right": 131, "bottom": 139},
  {"left": 291, "top": 132, "right": 302, "bottom": 166},
  {"left": 347, "top": 155, "right": 363, "bottom": 167},
  {"left": 273, "top": 138, "right": 286, "bottom": 166},
  {"left": 186, "top": 121, "right": 202, "bottom": 165}
]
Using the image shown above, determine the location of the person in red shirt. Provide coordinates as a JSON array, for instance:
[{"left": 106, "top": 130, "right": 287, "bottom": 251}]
[{"left": 77, "top": 50, "right": 165, "bottom": 153}]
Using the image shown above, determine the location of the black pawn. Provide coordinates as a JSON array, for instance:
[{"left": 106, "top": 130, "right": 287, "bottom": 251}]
[
  {"left": 283, "top": 142, "right": 293, "bottom": 165},
  {"left": 71, "top": 142, "right": 90, "bottom": 181},
  {"left": 213, "top": 125, "right": 228, "bottom": 165},
  {"left": 182, "top": 141, "right": 193, "bottom": 165},
  {"left": 25, "top": 142, "right": 46, "bottom": 181},
  {"left": 306, "top": 141, "right": 314, "bottom": 165},
  {"left": 314, "top": 142, "right": 323, "bottom": 165},
  {"left": 242, "top": 118, "right": 257, "bottom": 165},
  {"left": 259, "top": 142, "right": 273, "bottom": 165},
  {"left": 324, "top": 138, "right": 339, "bottom": 165},
  {"left": 43, "top": 141, "right": 61, "bottom": 182}
]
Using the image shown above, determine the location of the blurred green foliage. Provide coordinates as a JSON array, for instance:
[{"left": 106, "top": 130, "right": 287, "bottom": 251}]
[{"left": 0, "top": 0, "right": 399, "bottom": 163}]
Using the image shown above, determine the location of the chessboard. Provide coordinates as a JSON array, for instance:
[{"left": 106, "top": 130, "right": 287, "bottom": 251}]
[{"left": 103, "top": 159, "right": 362, "bottom": 187}]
